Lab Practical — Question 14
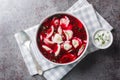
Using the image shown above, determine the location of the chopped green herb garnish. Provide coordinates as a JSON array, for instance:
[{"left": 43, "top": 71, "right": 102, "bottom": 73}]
[
  {"left": 95, "top": 38, "right": 99, "bottom": 41},
  {"left": 102, "top": 33, "right": 104, "bottom": 36},
  {"left": 102, "top": 41, "right": 105, "bottom": 44}
]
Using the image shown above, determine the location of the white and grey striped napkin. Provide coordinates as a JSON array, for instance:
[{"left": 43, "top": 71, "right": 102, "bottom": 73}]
[{"left": 15, "top": 0, "right": 113, "bottom": 80}]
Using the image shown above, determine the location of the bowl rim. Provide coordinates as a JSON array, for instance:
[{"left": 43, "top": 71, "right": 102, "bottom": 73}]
[
  {"left": 92, "top": 28, "right": 113, "bottom": 49},
  {"left": 35, "top": 12, "right": 89, "bottom": 65}
]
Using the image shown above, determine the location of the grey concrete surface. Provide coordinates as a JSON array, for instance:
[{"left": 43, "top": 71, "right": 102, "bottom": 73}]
[{"left": 0, "top": 0, "right": 120, "bottom": 80}]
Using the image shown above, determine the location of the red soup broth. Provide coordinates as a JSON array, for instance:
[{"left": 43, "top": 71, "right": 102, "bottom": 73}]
[{"left": 36, "top": 13, "right": 87, "bottom": 63}]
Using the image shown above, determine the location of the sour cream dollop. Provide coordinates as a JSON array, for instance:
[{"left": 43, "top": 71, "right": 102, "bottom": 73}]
[{"left": 93, "top": 29, "right": 113, "bottom": 49}]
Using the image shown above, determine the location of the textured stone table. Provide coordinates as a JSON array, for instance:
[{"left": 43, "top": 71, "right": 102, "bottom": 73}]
[{"left": 0, "top": 0, "right": 120, "bottom": 80}]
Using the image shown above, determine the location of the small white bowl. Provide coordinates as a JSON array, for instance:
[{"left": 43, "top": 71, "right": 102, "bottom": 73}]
[{"left": 92, "top": 28, "right": 113, "bottom": 49}]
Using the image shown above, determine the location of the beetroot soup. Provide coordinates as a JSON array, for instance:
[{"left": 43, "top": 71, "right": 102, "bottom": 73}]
[{"left": 36, "top": 13, "right": 88, "bottom": 64}]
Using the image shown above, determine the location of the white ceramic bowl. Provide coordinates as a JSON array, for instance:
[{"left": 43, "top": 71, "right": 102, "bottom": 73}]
[
  {"left": 36, "top": 12, "right": 89, "bottom": 65},
  {"left": 92, "top": 28, "right": 113, "bottom": 49}
]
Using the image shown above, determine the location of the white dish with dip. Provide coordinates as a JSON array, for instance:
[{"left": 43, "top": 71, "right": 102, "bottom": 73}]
[{"left": 92, "top": 29, "right": 113, "bottom": 49}]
